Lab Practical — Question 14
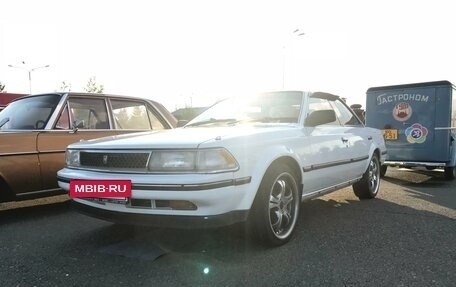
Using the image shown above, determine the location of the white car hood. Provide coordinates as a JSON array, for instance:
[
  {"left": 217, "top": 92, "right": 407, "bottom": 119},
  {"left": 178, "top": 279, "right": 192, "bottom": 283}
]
[{"left": 68, "top": 125, "right": 296, "bottom": 150}]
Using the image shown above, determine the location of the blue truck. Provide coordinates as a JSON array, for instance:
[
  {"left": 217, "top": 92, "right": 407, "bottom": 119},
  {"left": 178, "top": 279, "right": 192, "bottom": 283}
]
[{"left": 366, "top": 81, "right": 456, "bottom": 180}]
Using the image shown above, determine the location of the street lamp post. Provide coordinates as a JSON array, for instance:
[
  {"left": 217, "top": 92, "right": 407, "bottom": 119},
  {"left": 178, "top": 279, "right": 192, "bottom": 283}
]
[
  {"left": 282, "top": 29, "right": 305, "bottom": 89},
  {"left": 7, "top": 63, "right": 50, "bottom": 94}
]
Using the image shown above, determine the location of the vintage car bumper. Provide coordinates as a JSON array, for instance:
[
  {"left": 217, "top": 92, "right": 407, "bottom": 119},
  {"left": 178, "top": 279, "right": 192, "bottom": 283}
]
[
  {"left": 71, "top": 199, "right": 249, "bottom": 228},
  {"left": 57, "top": 168, "right": 253, "bottom": 227}
]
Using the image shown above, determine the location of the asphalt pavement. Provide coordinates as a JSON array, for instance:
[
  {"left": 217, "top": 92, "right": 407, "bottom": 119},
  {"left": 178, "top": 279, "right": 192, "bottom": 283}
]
[{"left": 1, "top": 167, "right": 455, "bottom": 287}]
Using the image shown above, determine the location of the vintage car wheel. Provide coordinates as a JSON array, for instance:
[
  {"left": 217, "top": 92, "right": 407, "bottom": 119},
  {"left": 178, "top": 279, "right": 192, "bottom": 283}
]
[
  {"left": 353, "top": 154, "right": 380, "bottom": 199},
  {"left": 249, "top": 163, "right": 301, "bottom": 246},
  {"left": 444, "top": 166, "right": 456, "bottom": 180}
]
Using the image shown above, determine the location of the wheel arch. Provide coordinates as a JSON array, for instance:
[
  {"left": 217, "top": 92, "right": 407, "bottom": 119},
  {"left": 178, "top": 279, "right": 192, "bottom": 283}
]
[
  {"left": 365, "top": 146, "right": 382, "bottom": 170},
  {"left": 247, "top": 154, "right": 303, "bottom": 210},
  {"left": 269, "top": 156, "right": 302, "bottom": 188},
  {"left": 373, "top": 148, "right": 381, "bottom": 161}
]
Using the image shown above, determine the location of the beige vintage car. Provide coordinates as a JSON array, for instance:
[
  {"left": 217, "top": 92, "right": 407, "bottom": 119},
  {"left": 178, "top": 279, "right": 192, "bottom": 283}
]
[{"left": 0, "top": 92, "right": 177, "bottom": 202}]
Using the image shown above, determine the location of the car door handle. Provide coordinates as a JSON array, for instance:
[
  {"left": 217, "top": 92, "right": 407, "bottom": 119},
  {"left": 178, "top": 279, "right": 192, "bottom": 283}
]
[
  {"left": 368, "top": 136, "right": 373, "bottom": 140},
  {"left": 341, "top": 137, "right": 349, "bottom": 143}
]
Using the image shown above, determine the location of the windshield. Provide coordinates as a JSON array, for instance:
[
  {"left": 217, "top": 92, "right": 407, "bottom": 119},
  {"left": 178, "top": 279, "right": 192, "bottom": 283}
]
[
  {"left": 186, "top": 92, "right": 303, "bottom": 127},
  {"left": 0, "top": 94, "right": 62, "bottom": 130}
]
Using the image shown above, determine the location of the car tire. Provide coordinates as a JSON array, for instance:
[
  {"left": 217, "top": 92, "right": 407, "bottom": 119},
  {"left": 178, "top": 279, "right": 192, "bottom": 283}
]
[
  {"left": 353, "top": 154, "right": 380, "bottom": 199},
  {"left": 380, "top": 165, "right": 387, "bottom": 177},
  {"left": 444, "top": 166, "right": 456, "bottom": 180},
  {"left": 249, "top": 163, "right": 301, "bottom": 246}
]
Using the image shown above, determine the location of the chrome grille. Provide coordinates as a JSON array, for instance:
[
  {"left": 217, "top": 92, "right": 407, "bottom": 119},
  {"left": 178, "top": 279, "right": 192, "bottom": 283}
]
[{"left": 80, "top": 152, "right": 149, "bottom": 169}]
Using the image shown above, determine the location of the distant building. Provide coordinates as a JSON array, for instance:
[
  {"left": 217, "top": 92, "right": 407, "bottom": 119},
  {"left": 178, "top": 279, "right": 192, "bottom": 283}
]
[{"left": 0, "top": 93, "right": 26, "bottom": 111}]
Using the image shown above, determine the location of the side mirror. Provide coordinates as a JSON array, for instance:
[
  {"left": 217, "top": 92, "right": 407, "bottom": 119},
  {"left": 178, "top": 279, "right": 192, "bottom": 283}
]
[
  {"left": 305, "top": 110, "right": 336, "bottom": 127},
  {"left": 71, "top": 119, "right": 84, "bottom": 133}
]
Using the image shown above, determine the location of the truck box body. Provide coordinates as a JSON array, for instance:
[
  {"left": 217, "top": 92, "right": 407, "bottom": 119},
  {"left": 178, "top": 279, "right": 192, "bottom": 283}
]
[{"left": 366, "top": 81, "right": 456, "bottom": 169}]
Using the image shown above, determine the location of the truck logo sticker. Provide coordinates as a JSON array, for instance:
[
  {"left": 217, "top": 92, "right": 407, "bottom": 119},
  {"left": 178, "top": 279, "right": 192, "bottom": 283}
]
[
  {"left": 405, "top": 123, "right": 428, "bottom": 144},
  {"left": 393, "top": 102, "right": 412, "bottom": 122},
  {"left": 377, "top": 93, "right": 429, "bottom": 105}
]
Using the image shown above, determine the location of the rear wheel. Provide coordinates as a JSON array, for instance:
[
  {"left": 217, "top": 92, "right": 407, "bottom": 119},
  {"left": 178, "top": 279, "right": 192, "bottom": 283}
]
[
  {"left": 249, "top": 163, "right": 301, "bottom": 246},
  {"left": 444, "top": 166, "right": 456, "bottom": 180},
  {"left": 353, "top": 154, "right": 380, "bottom": 199}
]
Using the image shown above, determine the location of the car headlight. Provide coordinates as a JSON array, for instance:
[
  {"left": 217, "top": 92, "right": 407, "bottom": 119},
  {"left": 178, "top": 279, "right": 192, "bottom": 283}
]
[
  {"left": 148, "top": 148, "right": 238, "bottom": 173},
  {"left": 65, "top": 149, "right": 80, "bottom": 167}
]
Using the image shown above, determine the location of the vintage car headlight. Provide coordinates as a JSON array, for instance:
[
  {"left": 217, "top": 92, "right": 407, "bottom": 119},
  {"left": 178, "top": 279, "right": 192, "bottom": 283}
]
[
  {"left": 65, "top": 149, "right": 80, "bottom": 167},
  {"left": 148, "top": 148, "right": 238, "bottom": 172}
]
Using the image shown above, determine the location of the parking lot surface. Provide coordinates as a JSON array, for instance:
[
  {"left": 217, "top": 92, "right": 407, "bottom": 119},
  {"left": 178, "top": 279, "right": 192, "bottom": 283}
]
[{"left": 1, "top": 167, "right": 455, "bottom": 286}]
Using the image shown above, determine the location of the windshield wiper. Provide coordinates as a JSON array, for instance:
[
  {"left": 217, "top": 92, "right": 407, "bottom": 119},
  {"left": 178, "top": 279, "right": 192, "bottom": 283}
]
[
  {"left": 185, "top": 118, "right": 239, "bottom": 127},
  {"left": 0, "top": 117, "right": 10, "bottom": 128}
]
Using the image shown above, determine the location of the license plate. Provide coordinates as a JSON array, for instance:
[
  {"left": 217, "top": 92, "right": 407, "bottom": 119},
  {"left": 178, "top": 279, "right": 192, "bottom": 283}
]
[
  {"left": 70, "top": 180, "right": 132, "bottom": 198},
  {"left": 383, "top": 129, "right": 398, "bottom": 140}
]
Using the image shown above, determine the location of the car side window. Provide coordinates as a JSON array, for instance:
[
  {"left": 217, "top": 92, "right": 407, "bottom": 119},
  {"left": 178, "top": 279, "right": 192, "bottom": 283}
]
[
  {"left": 111, "top": 99, "right": 166, "bottom": 130},
  {"left": 55, "top": 105, "right": 70, "bottom": 129},
  {"left": 307, "top": 98, "right": 340, "bottom": 126},
  {"left": 66, "top": 97, "right": 109, "bottom": 129},
  {"left": 332, "top": 100, "right": 362, "bottom": 126},
  {"left": 147, "top": 109, "right": 166, "bottom": 130}
]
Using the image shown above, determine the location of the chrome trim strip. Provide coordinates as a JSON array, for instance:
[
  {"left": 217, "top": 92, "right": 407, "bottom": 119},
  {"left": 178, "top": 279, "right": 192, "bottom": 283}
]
[
  {"left": 1, "top": 148, "right": 67, "bottom": 156},
  {"left": 133, "top": 176, "right": 252, "bottom": 191},
  {"left": 0, "top": 151, "right": 39, "bottom": 156},
  {"left": 38, "top": 150, "right": 66, "bottom": 154},
  {"left": 303, "top": 156, "right": 368, "bottom": 172},
  {"left": 384, "top": 161, "right": 447, "bottom": 167},
  {"left": 435, "top": 127, "right": 456, "bottom": 130},
  {"left": 352, "top": 155, "right": 369, "bottom": 162},
  {"left": 58, "top": 176, "right": 252, "bottom": 191}
]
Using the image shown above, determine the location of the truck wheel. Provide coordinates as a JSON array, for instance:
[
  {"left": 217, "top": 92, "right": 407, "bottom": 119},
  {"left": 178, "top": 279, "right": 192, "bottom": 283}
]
[
  {"left": 380, "top": 165, "right": 387, "bottom": 177},
  {"left": 353, "top": 154, "right": 380, "bottom": 199},
  {"left": 444, "top": 167, "right": 456, "bottom": 180},
  {"left": 249, "top": 163, "right": 301, "bottom": 246}
]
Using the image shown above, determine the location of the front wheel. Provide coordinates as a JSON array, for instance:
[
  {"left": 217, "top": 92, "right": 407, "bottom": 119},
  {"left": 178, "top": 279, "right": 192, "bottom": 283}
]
[
  {"left": 249, "top": 163, "right": 301, "bottom": 246},
  {"left": 353, "top": 154, "right": 381, "bottom": 199},
  {"left": 444, "top": 166, "right": 456, "bottom": 180}
]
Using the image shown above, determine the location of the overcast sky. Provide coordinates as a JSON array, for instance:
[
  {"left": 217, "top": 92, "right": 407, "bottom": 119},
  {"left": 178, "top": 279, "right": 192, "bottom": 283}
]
[{"left": 1, "top": 0, "right": 455, "bottom": 111}]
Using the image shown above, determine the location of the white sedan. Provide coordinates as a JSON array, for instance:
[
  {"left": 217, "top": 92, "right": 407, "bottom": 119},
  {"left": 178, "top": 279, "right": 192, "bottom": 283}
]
[{"left": 58, "top": 91, "right": 386, "bottom": 246}]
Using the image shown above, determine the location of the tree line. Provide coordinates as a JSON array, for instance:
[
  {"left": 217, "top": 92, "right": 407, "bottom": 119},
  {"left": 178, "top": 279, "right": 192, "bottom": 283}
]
[{"left": 0, "top": 77, "right": 104, "bottom": 93}]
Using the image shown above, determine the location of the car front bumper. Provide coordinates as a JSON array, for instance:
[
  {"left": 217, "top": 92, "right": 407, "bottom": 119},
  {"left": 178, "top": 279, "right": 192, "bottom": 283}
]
[
  {"left": 72, "top": 199, "right": 249, "bottom": 228},
  {"left": 57, "top": 168, "right": 254, "bottom": 227}
]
